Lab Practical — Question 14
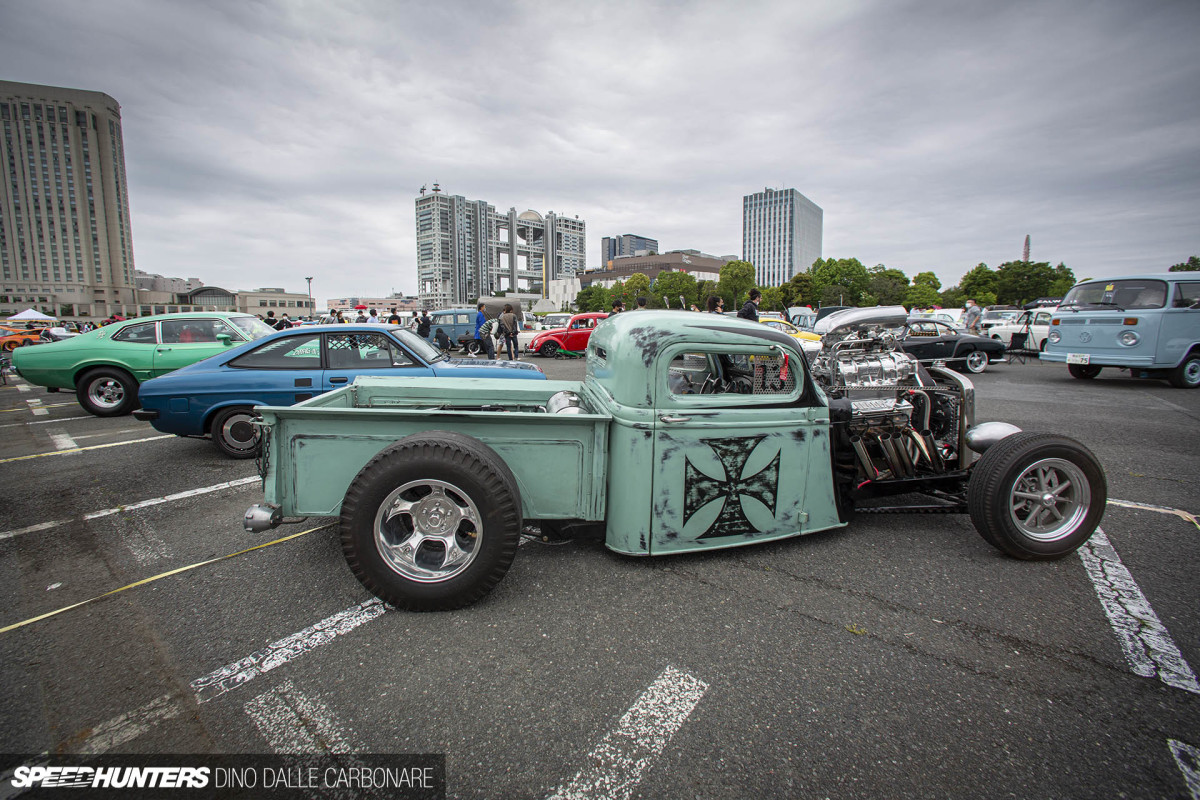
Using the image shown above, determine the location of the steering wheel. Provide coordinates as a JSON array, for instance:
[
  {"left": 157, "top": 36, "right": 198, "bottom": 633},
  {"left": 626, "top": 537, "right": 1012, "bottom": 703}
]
[{"left": 699, "top": 375, "right": 721, "bottom": 394}]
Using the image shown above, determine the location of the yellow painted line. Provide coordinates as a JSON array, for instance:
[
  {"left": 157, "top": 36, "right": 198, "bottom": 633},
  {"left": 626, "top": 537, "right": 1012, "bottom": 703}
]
[
  {"left": 0, "top": 524, "right": 332, "bottom": 634},
  {"left": 1108, "top": 498, "right": 1199, "bottom": 531},
  {"left": 0, "top": 435, "right": 172, "bottom": 463}
]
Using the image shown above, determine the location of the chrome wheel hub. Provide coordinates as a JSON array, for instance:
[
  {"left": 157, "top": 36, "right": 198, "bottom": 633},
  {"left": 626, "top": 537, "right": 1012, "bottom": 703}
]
[
  {"left": 374, "top": 479, "right": 481, "bottom": 583},
  {"left": 1009, "top": 457, "right": 1090, "bottom": 541}
]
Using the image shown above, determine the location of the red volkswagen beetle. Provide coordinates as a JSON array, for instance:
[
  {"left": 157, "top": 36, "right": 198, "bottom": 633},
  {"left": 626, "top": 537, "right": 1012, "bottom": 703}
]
[{"left": 526, "top": 312, "right": 609, "bottom": 357}]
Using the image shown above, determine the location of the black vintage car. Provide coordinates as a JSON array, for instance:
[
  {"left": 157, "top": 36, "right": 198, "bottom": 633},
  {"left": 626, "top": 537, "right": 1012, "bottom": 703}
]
[{"left": 901, "top": 318, "right": 1008, "bottom": 373}]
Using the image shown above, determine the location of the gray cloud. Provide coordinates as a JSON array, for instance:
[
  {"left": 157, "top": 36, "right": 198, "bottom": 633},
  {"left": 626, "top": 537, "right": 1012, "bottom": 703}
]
[{"left": 1, "top": 0, "right": 1197, "bottom": 299}]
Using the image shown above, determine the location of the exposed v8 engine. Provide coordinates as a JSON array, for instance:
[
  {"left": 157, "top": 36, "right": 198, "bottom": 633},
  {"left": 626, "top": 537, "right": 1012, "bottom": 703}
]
[{"left": 811, "top": 306, "right": 969, "bottom": 482}]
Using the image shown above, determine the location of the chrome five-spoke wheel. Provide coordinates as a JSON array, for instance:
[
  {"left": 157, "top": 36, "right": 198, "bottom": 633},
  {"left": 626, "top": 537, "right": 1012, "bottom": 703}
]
[{"left": 374, "top": 480, "right": 482, "bottom": 583}]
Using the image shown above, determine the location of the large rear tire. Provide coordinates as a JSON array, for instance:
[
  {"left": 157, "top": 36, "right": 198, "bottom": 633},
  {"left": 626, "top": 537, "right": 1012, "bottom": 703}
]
[
  {"left": 967, "top": 432, "right": 1105, "bottom": 559},
  {"left": 76, "top": 367, "right": 139, "bottom": 417},
  {"left": 340, "top": 431, "right": 522, "bottom": 610}
]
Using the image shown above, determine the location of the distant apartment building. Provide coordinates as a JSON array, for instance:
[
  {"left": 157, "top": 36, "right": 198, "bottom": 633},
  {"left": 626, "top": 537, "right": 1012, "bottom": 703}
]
[
  {"left": 580, "top": 250, "right": 732, "bottom": 289},
  {"left": 325, "top": 294, "right": 421, "bottom": 314},
  {"left": 600, "top": 233, "right": 658, "bottom": 267},
  {"left": 415, "top": 184, "right": 586, "bottom": 309},
  {"left": 742, "top": 187, "right": 822, "bottom": 287},
  {"left": 0, "top": 80, "right": 138, "bottom": 320}
]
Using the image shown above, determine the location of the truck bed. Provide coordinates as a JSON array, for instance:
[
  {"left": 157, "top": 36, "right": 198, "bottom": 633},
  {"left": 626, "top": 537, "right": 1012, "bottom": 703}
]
[{"left": 255, "top": 377, "right": 610, "bottom": 521}]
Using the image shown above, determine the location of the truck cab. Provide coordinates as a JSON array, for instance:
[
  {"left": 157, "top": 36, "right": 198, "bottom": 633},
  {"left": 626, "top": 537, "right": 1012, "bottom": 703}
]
[{"left": 1041, "top": 274, "right": 1200, "bottom": 387}]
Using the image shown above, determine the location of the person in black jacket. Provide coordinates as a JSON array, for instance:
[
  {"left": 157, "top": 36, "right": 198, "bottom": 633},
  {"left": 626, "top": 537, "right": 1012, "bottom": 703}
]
[
  {"left": 737, "top": 289, "right": 761, "bottom": 322},
  {"left": 416, "top": 311, "right": 431, "bottom": 338}
]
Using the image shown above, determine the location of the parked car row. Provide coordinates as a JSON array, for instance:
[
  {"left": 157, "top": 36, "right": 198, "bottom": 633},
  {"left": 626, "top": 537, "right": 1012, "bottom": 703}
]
[{"left": 10, "top": 272, "right": 1197, "bottom": 465}]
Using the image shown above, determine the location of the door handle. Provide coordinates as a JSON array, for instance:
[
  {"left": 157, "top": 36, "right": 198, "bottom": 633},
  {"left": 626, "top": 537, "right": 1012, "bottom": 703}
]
[
  {"left": 329, "top": 377, "right": 348, "bottom": 384},
  {"left": 156, "top": 347, "right": 171, "bottom": 352},
  {"left": 659, "top": 415, "right": 690, "bottom": 423}
]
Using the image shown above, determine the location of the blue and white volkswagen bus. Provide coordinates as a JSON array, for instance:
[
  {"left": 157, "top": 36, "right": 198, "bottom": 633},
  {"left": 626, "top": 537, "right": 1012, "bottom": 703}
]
[{"left": 1040, "top": 273, "right": 1200, "bottom": 388}]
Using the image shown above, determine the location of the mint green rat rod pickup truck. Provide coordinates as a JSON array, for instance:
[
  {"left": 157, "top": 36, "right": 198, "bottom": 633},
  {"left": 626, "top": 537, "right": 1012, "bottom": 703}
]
[{"left": 244, "top": 308, "right": 1106, "bottom": 610}]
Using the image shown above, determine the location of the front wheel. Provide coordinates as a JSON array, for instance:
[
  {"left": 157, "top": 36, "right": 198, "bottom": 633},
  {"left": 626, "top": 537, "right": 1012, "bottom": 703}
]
[
  {"left": 539, "top": 341, "right": 559, "bottom": 357},
  {"left": 967, "top": 432, "right": 1106, "bottom": 559},
  {"left": 464, "top": 339, "right": 482, "bottom": 357},
  {"left": 963, "top": 350, "right": 988, "bottom": 373},
  {"left": 2, "top": 341, "right": 15, "bottom": 352},
  {"left": 211, "top": 405, "right": 261, "bottom": 459},
  {"left": 1068, "top": 364, "right": 1102, "bottom": 380},
  {"left": 1168, "top": 352, "right": 1200, "bottom": 388},
  {"left": 339, "top": 431, "right": 522, "bottom": 610},
  {"left": 76, "top": 367, "right": 139, "bottom": 417}
]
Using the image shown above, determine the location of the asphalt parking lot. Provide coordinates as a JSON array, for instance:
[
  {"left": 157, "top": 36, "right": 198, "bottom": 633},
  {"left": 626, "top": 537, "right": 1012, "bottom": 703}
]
[{"left": 1, "top": 356, "right": 1198, "bottom": 799}]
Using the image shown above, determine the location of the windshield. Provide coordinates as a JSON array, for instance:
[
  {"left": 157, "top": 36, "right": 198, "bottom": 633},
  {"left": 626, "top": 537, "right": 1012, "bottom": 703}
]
[
  {"left": 228, "top": 315, "right": 277, "bottom": 339},
  {"left": 1061, "top": 279, "right": 1168, "bottom": 310},
  {"left": 391, "top": 327, "right": 447, "bottom": 362}
]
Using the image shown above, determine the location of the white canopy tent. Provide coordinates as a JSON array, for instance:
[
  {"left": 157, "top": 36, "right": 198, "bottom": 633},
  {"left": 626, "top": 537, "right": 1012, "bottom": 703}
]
[{"left": 7, "top": 308, "right": 57, "bottom": 321}]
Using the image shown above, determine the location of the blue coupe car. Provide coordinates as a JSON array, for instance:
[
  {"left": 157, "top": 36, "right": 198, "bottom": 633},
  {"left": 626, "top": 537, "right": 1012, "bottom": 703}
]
[{"left": 134, "top": 324, "right": 545, "bottom": 458}]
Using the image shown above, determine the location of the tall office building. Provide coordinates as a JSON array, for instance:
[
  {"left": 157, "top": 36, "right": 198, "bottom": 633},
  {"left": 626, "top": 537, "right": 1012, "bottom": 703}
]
[
  {"left": 600, "top": 233, "right": 658, "bottom": 267},
  {"left": 0, "top": 81, "right": 137, "bottom": 319},
  {"left": 742, "top": 187, "right": 822, "bottom": 287},
  {"left": 415, "top": 184, "right": 585, "bottom": 308}
]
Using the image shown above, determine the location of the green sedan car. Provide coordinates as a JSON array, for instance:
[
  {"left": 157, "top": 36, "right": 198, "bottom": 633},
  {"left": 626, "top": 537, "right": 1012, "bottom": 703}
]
[{"left": 11, "top": 312, "right": 276, "bottom": 417}]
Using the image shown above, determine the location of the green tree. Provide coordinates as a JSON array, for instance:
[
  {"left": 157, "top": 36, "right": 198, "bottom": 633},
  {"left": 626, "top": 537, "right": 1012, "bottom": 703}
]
[
  {"left": 652, "top": 271, "right": 699, "bottom": 309},
  {"left": 810, "top": 257, "right": 870, "bottom": 306},
  {"left": 779, "top": 272, "right": 814, "bottom": 308},
  {"left": 904, "top": 271, "right": 942, "bottom": 309},
  {"left": 863, "top": 265, "right": 909, "bottom": 306},
  {"left": 717, "top": 260, "right": 757, "bottom": 308},
  {"left": 1047, "top": 263, "right": 1076, "bottom": 297},
  {"left": 958, "top": 263, "right": 998, "bottom": 300},
  {"left": 939, "top": 285, "right": 966, "bottom": 309},
  {"left": 1170, "top": 255, "right": 1200, "bottom": 272},
  {"left": 574, "top": 284, "right": 610, "bottom": 312},
  {"left": 617, "top": 273, "right": 652, "bottom": 308},
  {"left": 995, "top": 260, "right": 1056, "bottom": 305},
  {"left": 696, "top": 279, "right": 720, "bottom": 308},
  {"left": 760, "top": 286, "right": 785, "bottom": 314}
]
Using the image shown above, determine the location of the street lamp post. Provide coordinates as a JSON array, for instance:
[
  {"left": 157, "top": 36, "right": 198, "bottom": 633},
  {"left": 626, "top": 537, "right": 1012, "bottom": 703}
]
[{"left": 305, "top": 277, "right": 313, "bottom": 319}]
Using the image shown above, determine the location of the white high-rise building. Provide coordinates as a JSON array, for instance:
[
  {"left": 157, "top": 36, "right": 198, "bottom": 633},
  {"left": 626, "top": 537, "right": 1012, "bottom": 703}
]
[
  {"left": 742, "top": 188, "right": 822, "bottom": 286},
  {"left": 415, "top": 184, "right": 586, "bottom": 309}
]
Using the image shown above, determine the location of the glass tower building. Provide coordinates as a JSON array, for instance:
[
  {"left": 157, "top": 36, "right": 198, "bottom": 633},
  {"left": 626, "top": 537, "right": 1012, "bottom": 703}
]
[
  {"left": 0, "top": 80, "right": 137, "bottom": 319},
  {"left": 742, "top": 188, "right": 822, "bottom": 287},
  {"left": 600, "top": 233, "right": 658, "bottom": 267}
]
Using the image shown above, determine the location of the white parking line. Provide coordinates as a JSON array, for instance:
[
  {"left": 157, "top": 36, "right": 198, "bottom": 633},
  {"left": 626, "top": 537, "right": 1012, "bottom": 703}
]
[
  {"left": 76, "top": 693, "right": 182, "bottom": 755},
  {"left": 1079, "top": 528, "right": 1200, "bottom": 694},
  {"left": 546, "top": 666, "right": 709, "bottom": 800},
  {"left": 0, "top": 434, "right": 172, "bottom": 464},
  {"left": 244, "top": 679, "right": 354, "bottom": 753},
  {"left": 0, "top": 414, "right": 90, "bottom": 428},
  {"left": 25, "top": 398, "right": 47, "bottom": 416},
  {"left": 191, "top": 599, "right": 388, "bottom": 703},
  {"left": 46, "top": 428, "right": 78, "bottom": 451},
  {"left": 0, "top": 476, "right": 261, "bottom": 542},
  {"left": 1170, "top": 739, "right": 1200, "bottom": 800}
]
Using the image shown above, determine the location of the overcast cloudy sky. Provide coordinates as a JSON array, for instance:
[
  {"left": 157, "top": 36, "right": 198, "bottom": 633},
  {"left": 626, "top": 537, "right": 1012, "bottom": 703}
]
[{"left": 2, "top": 0, "right": 1198, "bottom": 299}]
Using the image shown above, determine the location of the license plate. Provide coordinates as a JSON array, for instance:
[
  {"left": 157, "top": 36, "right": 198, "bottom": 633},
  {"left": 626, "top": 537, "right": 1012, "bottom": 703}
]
[{"left": 1066, "top": 353, "right": 1090, "bottom": 365}]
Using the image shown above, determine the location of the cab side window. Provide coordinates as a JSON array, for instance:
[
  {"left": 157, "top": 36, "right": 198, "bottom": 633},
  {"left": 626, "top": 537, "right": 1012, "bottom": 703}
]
[
  {"left": 1173, "top": 282, "right": 1200, "bottom": 308},
  {"left": 111, "top": 322, "right": 157, "bottom": 344},
  {"left": 667, "top": 351, "right": 799, "bottom": 399}
]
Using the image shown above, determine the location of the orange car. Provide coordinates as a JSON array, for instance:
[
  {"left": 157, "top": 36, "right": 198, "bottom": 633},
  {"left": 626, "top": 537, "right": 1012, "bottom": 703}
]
[{"left": 0, "top": 327, "right": 45, "bottom": 351}]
